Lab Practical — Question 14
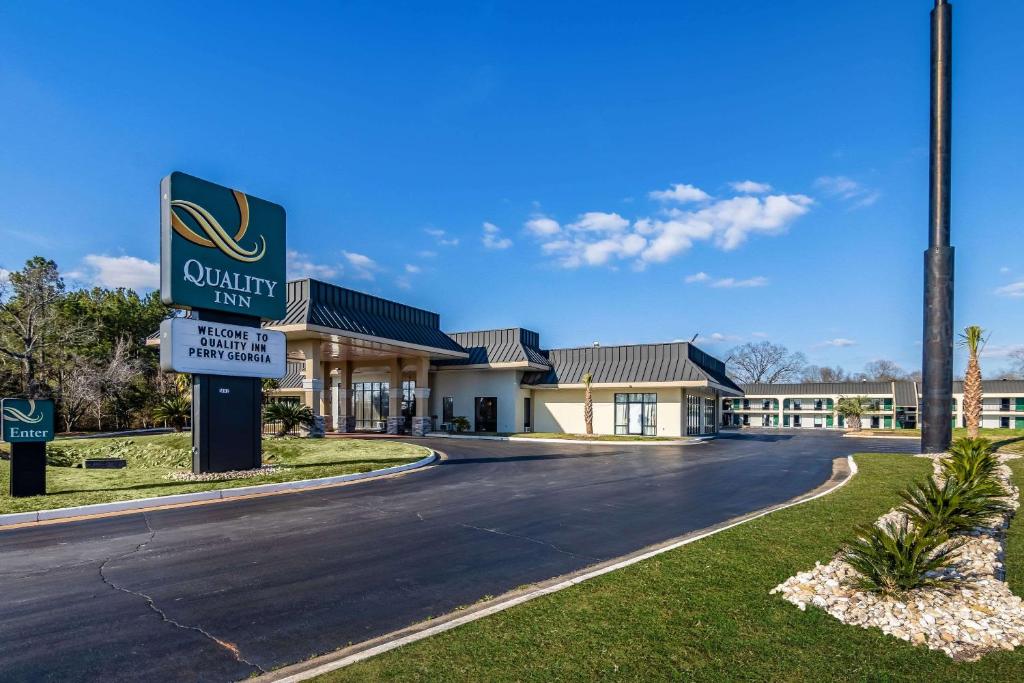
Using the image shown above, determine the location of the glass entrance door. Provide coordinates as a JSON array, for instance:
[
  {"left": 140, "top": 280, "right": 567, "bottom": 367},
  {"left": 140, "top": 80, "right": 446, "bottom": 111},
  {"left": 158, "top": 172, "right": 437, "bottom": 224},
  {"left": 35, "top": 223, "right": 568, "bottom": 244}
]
[
  {"left": 474, "top": 397, "right": 498, "bottom": 432},
  {"left": 628, "top": 403, "right": 643, "bottom": 434}
]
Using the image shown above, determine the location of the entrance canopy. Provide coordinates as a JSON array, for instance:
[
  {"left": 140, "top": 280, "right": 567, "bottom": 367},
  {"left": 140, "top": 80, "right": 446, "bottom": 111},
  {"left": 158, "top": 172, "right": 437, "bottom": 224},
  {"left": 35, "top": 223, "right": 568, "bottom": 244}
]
[{"left": 271, "top": 279, "right": 468, "bottom": 365}]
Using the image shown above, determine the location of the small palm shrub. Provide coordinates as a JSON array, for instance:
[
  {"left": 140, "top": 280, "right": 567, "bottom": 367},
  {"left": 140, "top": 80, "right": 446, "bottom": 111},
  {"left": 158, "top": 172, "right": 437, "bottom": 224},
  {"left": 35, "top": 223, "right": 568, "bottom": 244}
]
[
  {"left": 941, "top": 437, "right": 1000, "bottom": 487},
  {"left": 842, "top": 518, "right": 964, "bottom": 595},
  {"left": 152, "top": 394, "right": 192, "bottom": 432},
  {"left": 899, "top": 475, "right": 1011, "bottom": 535},
  {"left": 263, "top": 402, "right": 315, "bottom": 437},
  {"left": 450, "top": 416, "right": 471, "bottom": 432}
]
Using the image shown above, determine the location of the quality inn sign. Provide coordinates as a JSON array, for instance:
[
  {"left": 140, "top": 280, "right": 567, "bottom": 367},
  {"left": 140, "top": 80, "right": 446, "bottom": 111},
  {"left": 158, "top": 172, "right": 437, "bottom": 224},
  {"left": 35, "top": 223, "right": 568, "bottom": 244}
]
[{"left": 161, "top": 172, "right": 286, "bottom": 320}]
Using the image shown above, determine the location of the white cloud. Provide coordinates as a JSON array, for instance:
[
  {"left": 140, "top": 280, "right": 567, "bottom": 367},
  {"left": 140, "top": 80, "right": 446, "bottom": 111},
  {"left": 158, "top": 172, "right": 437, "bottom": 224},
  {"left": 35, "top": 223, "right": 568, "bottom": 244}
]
[
  {"left": 404, "top": 264, "right": 421, "bottom": 274},
  {"left": 525, "top": 215, "right": 561, "bottom": 236},
  {"left": 287, "top": 250, "right": 338, "bottom": 280},
  {"left": 684, "top": 272, "right": 768, "bottom": 288},
  {"left": 730, "top": 180, "right": 773, "bottom": 194},
  {"left": 996, "top": 280, "right": 1024, "bottom": 298},
  {"left": 697, "top": 332, "right": 742, "bottom": 343},
  {"left": 751, "top": 331, "right": 768, "bottom": 338},
  {"left": 822, "top": 338, "right": 857, "bottom": 348},
  {"left": 567, "top": 212, "right": 629, "bottom": 233},
  {"left": 530, "top": 182, "right": 811, "bottom": 269},
  {"left": 0, "top": 268, "right": 9, "bottom": 285},
  {"left": 74, "top": 254, "right": 159, "bottom": 290},
  {"left": 648, "top": 183, "right": 710, "bottom": 203},
  {"left": 425, "top": 228, "right": 459, "bottom": 247},
  {"left": 709, "top": 276, "right": 769, "bottom": 289},
  {"left": 814, "top": 175, "right": 881, "bottom": 208},
  {"left": 343, "top": 251, "right": 379, "bottom": 280},
  {"left": 418, "top": 250, "right": 437, "bottom": 259},
  {"left": 481, "top": 221, "right": 513, "bottom": 250},
  {"left": 1000, "top": 266, "right": 1011, "bottom": 274},
  {"left": 981, "top": 343, "right": 1024, "bottom": 359}
]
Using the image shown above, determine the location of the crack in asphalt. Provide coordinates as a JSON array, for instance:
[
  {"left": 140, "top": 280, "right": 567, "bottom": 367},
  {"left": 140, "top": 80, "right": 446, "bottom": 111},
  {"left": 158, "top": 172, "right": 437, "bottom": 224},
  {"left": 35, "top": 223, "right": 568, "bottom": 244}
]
[
  {"left": 97, "top": 513, "right": 265, "bottom": 674},
  {"left": 457, "top": 522, "right": 599, "bottom": 562}
]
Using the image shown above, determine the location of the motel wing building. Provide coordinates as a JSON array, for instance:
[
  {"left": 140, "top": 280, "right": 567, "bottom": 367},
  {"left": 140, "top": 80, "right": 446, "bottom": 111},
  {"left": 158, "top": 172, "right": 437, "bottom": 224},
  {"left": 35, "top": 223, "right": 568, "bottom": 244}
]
[
  {"left": 232, "top": 278, "right": 743, "bottom": 437},
  {"left": 723, "top": 379, "right": 1024, "bottom": 431}
]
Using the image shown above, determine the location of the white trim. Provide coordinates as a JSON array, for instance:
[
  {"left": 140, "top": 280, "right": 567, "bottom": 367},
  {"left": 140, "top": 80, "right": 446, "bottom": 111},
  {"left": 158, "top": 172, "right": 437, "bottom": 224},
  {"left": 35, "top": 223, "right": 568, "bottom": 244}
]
[
  {"left": 425, "top": 433, "right": 710, "bottom": 446},
  {"left": 258, "top": 455, "right": 859, "bottom": 683}
]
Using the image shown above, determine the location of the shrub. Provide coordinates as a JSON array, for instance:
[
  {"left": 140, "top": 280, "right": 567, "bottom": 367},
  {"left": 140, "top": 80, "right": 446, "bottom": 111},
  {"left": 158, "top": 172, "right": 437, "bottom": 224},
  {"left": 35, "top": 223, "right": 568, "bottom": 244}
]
[
  {"left": 263, "top": 401, "right": 315, "bottom": 437},
  {"left": 899, "top": 475, "right": 1011, "bottom": 534},
  {"left": 841, "top": 518, "right": 964, "bottom": 596},
  {"left": 450, "top": 416, "right": 471, "bottom": 432},
  {"left": 152, "top": 395, "right": 192, "bottom": 432},
  {"left": 941, "top": 437, "right": 1000, "bottom": 486}
]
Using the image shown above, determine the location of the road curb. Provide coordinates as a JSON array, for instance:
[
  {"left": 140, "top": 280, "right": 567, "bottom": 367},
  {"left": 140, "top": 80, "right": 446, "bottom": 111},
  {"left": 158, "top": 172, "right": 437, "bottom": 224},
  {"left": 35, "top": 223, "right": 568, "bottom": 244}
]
[
  {"left": 253, "top": 454, "right": 859, "bottom": 683},
  {"left": 0, "top": 451, "right": 439, "bottom": 529}
]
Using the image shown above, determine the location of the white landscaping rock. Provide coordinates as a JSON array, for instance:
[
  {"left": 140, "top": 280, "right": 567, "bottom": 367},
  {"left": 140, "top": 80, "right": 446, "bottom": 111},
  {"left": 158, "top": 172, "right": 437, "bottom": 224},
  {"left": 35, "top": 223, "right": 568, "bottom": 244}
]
[{"left": 771, "top": 453, "right": 1022, "bottom": 661}]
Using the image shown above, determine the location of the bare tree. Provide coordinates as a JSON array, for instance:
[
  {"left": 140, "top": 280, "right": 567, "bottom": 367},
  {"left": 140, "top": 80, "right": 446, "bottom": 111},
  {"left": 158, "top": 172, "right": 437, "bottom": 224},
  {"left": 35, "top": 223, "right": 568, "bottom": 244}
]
[
  {"left": 801, "top": 365, "right": 848, "bottom": 383},
  {"left": 90, "top": 337, "right": 139, "bottom": 431},
  {"left": 55, "top": 356, "right": 97, "bottom": 432},
  {"left": 727, "top": 342, "right": 807, "bottom": 384},
  {"left": 862, "top": 359, "right": 908, "bottom": 382}
]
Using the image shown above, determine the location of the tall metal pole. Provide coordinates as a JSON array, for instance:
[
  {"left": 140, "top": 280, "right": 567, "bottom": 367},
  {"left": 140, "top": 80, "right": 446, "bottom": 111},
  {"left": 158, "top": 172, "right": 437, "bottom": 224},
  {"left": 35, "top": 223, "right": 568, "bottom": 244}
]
[{"left": 922, "top": 0, "right": 954, "bottom": 453}]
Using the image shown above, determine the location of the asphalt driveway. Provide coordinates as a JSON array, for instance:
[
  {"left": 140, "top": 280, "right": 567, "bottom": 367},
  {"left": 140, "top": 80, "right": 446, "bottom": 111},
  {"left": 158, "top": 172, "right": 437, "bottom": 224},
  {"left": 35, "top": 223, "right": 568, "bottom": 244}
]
[{"left": 0, "top": 431, "right": 915, "bottom": 681}]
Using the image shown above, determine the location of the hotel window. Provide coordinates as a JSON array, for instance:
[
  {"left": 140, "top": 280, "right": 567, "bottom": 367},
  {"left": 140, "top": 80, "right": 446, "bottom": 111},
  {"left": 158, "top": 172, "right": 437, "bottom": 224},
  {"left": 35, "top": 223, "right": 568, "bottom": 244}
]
[
  {"left": 761, "top": 399, "right": 772, "bottom": 410},
  {"left": 814, "top": 399, "right": 824, "bottom": 410},
  {"left": 814, "top": 416, "right": 823, "bottom": 428},
  {"left": 792, "top": 399, "right": 803, "bottom": 410},
  {"left": 1001, "top": 398, "right": 1011, "bottom": 412},
  {"left": 352, "top": 381, "right": 389, "bottom": 431},
  {"left": 792, "top": 414, "right": 802, "bottom": 428},
  {"left": 401, "top": 380, "right": 416, "bottom": 422},
  {"left": 704, "top": 398, "right": 716, "bottom": 434},
  {"left": 686, "top": 395, "right": 702, "bottom": 436},
  {"left": 442, "top": 396, "right": 454, "bottom": 424},
  {"left": 615, "top": 393, "right": 657, "bottom": 436},
  {"left": 1001, "top": 417, "right": 1011, "bottom": 429},
  {"left": 742, "top": 414, "right": 750, "bottom": 426},
  {"left": 742, "top": 399, "right": 750, "bottom": 410},
  {"left": 761, "top": 414, "right": 772, "bottom": 427}
]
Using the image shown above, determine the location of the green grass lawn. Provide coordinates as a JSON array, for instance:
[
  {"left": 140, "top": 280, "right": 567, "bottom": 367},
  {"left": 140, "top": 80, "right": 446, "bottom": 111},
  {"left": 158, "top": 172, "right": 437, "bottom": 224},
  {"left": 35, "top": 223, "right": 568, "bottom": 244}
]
[
  {"left": 509, "top": 432, "right": 679, "bottom": 442},
  {"left": 851, "top": 428, "right": 1024, "bottom": 453},
  {"left": 319, "top": 451, "right": 1024, "bottom": 682},
  {"left": 0, "top": 434, "right": 429, "bottom": 515}
]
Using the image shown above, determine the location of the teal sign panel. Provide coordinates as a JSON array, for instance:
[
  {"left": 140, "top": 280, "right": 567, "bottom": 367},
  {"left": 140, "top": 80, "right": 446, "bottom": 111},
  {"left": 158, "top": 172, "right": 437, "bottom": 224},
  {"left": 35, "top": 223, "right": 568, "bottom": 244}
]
[
  {"left": 161, "top": 172, "right": 287, "bottom": 320},
  {"left": 1, "top": 399, "right": 55, "bottom": 443}
]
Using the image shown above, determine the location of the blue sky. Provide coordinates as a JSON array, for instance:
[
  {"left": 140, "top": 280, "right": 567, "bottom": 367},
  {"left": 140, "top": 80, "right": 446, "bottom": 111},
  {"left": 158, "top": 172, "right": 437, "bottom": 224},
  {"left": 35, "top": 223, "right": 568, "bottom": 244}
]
[{"left": 1, "top": 1, "right": 1022, "bottom": 375}]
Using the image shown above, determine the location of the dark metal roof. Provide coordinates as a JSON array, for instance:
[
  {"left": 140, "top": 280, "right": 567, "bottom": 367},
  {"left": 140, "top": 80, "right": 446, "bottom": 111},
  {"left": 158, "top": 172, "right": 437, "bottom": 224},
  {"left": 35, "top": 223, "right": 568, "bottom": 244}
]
[
  {"left": 521, "top": 342, "right": 742, "bottom": 393},
  {"left": 271, "top": 279, "right": 466, "bottom": 355},
  {"left": 741, "top": 381, "right": 894, "bottom": 396},
  {"left": 277, "top": 361, "right": 305, "bottom": 390},
  {"left": 435, "top": 328, "right": 550, "bottom": 368},
  {"left": 954, "top": 379, "right": 1024, "bottom": 393},
  {"left": 894, "top": 381, "right": 919, "bottom": 407}
]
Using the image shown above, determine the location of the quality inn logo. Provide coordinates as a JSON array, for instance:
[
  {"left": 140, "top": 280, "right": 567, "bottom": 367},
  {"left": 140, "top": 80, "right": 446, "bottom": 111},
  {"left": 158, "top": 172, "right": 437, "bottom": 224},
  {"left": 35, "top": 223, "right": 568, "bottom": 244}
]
[
  {"left": 170, "top": 190, "right": 267, "bottom": 263},
  {"left": 2, "top": 400, "right": 44, "bottom": 424}
]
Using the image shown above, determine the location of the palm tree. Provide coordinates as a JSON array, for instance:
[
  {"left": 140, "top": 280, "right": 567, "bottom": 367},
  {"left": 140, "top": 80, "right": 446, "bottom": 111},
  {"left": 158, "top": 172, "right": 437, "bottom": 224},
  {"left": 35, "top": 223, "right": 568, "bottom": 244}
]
[
  {"left": 263, "top": 401, "right": 315, "bottom": 437},
  {"left": 173, "top": 373, "right": 191, "bottom": 398},
  {"left": 582, "top": 372, "right": 594, "bottom": 435},
  {"left": 960, "top": 325, "right": 986, "bottom": 439},
  {"left": 836, "top": 395, "right": 871, "bottom": 431},
  {"left": 152, "top": 394, "right": 191, "bottom": 432}
]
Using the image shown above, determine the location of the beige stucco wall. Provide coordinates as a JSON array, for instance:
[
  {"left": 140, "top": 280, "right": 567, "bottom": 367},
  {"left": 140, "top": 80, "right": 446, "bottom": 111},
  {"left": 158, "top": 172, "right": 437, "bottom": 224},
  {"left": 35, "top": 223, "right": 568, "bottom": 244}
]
[
  {"left": 532, "top": 387, "right": 685, "bottom": 437},
  {"left": 429, "top": 369, "right": 529, "bottom": 433}
]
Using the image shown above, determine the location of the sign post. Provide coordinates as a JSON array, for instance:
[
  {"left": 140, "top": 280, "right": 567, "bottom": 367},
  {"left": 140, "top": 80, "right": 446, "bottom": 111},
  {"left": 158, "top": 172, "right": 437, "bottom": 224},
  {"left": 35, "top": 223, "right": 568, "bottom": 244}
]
[
  {"left": 2, "top": 399, "right": 55, "bottom": 497},
  {"left": 160, "top": 172, "right": 286, "bottom": 473}
]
